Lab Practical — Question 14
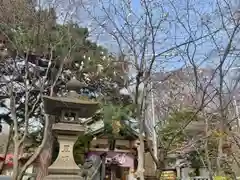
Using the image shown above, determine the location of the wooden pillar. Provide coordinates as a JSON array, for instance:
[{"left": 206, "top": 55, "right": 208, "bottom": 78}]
[
  {"left": 111, "top": 165, "right": 117, "bottom": 180},
  {"left": 100, "top": 153, "right": 106, "bottom": 180}
]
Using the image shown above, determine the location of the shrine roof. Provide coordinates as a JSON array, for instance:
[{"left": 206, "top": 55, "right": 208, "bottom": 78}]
[{"left": 85, "top": 118, "right": 143, "bottom": 140}]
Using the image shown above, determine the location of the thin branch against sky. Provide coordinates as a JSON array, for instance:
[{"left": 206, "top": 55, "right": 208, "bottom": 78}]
[
  {"left": 39, "top": 0, "right": 240, "bottom": 73},
  {"left": 77, "top": 1, "right": 226, "bottom": 67}
]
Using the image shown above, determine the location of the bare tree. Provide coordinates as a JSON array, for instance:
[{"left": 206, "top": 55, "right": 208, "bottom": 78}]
[
  {"left": 76, "top": 0, "right": 233, "bottom": 179},
  {"left": 163, "top": 0, "right": 240, "bottom": 177}
]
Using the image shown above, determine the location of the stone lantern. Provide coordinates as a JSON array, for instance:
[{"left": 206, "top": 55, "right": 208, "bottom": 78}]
[{"left": 43, "top": 78, "right": 99, "bottom": 180}]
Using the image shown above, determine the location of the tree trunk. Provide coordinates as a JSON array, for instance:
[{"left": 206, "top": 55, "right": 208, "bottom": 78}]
[
  {"left": 0, "top": 125, "right": 12, "bottom": 174},
  {"left": 156, "top": 150, "right": 166, "bottom": 180},
  {"left": 217, "top": 117, "right": 224, "bottom": 176},
  {"left": 36, "top": 116, "right": 54, "bottom": 180},
  {"left": 204, "top": 116, "right": 213, "bottom": 180},
  {"left": 217, "top": 136, "right": 223, "bottom": 176},
  {"left": 12, "top": 140, "right": 20, "bottom": 180},
  {"left": 136, "top": 134, "right": 145, "bottom": 180}
]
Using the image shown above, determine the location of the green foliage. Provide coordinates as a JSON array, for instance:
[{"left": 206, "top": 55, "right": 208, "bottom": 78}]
[
  {"left": 103, "top": 103, "right": 130, "bottom": 122},
  {"left": 159, "top": 109, "right": 198, "bottom": 148},
  {"left": 158, "top": 109, "right": 205, "bottom": 168},
  {"left": 186, "top": 150, "right": 205, "bottom": 168},
  {"left": 159, "top": 109, "right": 222, "bottom": 169},
  {"left": 102, "top": 103, "right": 134, "bottom": 135},
  {"left": 73, "top": 135, "right": 92, "bottom": 165},
  {"left": 53, "top": 24, "right": 89, "bottom": 60}
]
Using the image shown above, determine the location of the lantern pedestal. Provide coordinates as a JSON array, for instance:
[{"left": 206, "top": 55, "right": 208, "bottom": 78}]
[{"left": 44, "top": 123, "right": 85, "bottom": 180}]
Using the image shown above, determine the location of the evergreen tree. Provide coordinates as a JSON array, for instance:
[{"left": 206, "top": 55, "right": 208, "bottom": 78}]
[{"left": 0, "top": 4, "right": 131, "bottom": 179}]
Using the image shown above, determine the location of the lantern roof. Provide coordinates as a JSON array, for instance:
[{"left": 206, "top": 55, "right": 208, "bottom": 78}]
[{"left": 43, "top": 77, "right": 99, "bottom": 118}]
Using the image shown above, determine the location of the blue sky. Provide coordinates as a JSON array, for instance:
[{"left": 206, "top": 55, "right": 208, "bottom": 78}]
[
  {"left": 131, "top": 0, "right": 141, "bottom": 12},
  {"left": 52, "top": 0, "right": 240, "bottom": 72}
]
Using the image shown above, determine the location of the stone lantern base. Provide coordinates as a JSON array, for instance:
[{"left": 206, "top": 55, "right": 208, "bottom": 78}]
[
  {"left": 43, "top": 123, "right": 84, "bottom": 180},
  {"left": 44, "top": 175, "right": 82, "bottom": 180}
]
